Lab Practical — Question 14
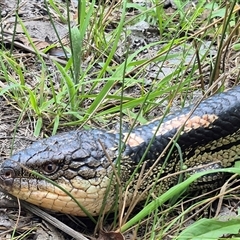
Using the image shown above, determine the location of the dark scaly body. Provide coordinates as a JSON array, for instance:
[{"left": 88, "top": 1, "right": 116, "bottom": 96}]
[{"left": 1, "top": 87, "right": 240, "bottom": 216}]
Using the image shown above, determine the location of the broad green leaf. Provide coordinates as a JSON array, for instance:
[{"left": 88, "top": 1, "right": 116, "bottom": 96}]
[{"left": 177, "top": 218, "right": 240, "bottom": 240}]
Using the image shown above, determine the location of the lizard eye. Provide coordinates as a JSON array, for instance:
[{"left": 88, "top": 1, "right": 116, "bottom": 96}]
[{"left": 42, "top": 162, "right": 58, "bottom": 174}]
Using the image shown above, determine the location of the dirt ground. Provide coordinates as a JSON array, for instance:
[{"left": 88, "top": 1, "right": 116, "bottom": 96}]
[{"left": 0, "top": 0, "right": 240, "bottom": 239}]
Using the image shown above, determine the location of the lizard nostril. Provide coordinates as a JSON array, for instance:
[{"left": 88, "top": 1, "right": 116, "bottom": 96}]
[
  {"left": 2, "top": 168, "right": 15, "bottom": 179},
  {"left": 0, "top": 167, "right": 15, "bottom": 187}
]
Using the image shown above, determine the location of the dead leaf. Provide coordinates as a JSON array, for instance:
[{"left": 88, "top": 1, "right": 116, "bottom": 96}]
[
  {"left": 98, "top": 230, "right": 124, "bottom": 240},
  {"left": 17, "top": 36, "right": 50, "bottom": 50}
]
